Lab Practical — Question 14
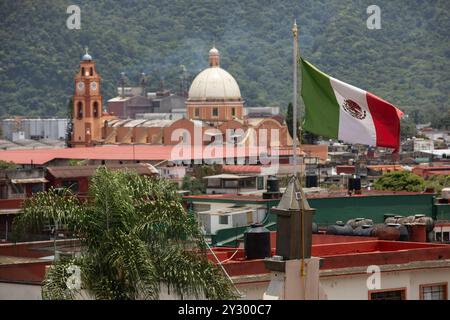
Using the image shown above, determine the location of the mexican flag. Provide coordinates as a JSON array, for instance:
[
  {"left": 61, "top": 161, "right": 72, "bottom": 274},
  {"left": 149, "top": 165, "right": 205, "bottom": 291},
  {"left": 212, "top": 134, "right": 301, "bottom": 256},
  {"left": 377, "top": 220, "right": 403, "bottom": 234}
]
[{"left": 301, "top": 58, "right": 403, "bottom": 150}]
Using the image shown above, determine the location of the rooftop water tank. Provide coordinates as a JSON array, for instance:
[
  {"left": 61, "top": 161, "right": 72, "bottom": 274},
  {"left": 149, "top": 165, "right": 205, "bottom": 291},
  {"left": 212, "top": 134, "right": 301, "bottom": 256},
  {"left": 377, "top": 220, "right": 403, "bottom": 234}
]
[
  {"left": 348, "top": 175, "right": 361, "bottom": 193},
  {"left": 266, "top": 175, "right": 279, "bottom": 193},
  {"left": 306, "top": 175, "right": 318, "bottom": 188},
  {"left": 441, "top": 188, "right": 450, "bottom": 200},
  {"left": 244, "top": 223, "right": 271, "bottom": 260}
]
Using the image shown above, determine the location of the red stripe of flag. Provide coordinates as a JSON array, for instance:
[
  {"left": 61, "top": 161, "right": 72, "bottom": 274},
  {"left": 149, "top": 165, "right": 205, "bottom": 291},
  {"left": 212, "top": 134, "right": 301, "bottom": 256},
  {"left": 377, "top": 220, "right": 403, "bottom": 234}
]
[{"left": 366, "top": 92, "right": 404, "bottom": 151}]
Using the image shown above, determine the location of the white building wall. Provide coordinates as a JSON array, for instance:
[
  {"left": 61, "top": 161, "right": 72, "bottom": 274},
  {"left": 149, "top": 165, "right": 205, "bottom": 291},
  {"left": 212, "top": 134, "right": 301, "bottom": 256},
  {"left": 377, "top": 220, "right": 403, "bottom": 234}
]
[
  {"left": 318, "top": 267, "right": 450, "bottom": 300},
  {"left": 2, "top": 267, "right": 449, "bottom": 300},
  {"left": 0, "top": 283, "right": 42, "bottom": 300}
]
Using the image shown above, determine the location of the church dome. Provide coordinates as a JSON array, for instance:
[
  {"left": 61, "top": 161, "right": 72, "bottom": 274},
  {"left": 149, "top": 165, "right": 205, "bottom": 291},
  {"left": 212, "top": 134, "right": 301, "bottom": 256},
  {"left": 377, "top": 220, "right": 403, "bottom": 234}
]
[{"left": 188, "top": 47, "right": 241, "bottom": 101}]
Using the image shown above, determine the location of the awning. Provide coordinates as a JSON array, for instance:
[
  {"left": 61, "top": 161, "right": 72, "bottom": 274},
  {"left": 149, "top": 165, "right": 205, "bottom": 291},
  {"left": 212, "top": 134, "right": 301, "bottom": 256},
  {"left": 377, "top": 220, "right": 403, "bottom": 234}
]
[
  {"left": 203, "top": 174, "right": 251, "bottom": 180},
  {"left": 11, "top": 178, "right": 48, "bottom": 184},
  {"left": 0, "top": 209, "right": 21, "bottom": 215}
]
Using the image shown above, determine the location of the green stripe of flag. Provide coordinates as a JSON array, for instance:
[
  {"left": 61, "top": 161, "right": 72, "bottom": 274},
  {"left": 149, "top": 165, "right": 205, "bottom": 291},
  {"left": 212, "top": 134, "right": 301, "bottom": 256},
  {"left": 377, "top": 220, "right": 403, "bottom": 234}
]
[{"left": 300, "top": 58, "right": 340, "bottom": 139}]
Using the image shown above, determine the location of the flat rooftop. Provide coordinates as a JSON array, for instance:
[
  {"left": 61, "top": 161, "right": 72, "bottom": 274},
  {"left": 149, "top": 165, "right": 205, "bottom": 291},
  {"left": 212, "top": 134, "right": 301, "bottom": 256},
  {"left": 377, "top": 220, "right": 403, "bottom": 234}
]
[
  {"left": 184, "top": 190, "right": 434, "bottom": 202},
  {"left": 208, "top": 233, "right": 450, "bottom": 277}
]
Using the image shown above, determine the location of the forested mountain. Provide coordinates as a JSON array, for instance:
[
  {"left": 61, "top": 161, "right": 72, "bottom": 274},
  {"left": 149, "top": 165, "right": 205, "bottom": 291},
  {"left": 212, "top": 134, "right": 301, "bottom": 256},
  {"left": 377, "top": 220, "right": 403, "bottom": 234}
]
[{"left": 0, "top": 0, "right": 449, "bottom": 124}]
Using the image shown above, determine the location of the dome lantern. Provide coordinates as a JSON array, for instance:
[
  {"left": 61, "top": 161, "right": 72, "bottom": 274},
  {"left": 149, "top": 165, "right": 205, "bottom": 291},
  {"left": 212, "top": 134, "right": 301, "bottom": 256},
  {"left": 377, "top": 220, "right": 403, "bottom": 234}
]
[{"left": 209, "top": 46, "right": 220, "bottom": 67}]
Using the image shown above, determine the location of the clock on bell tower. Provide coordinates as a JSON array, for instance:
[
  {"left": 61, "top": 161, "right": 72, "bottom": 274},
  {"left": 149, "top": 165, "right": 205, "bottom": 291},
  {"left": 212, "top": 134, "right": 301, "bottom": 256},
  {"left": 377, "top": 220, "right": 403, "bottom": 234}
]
[{"left": 71, "top": 47, "right": 107, "bottom": 147}]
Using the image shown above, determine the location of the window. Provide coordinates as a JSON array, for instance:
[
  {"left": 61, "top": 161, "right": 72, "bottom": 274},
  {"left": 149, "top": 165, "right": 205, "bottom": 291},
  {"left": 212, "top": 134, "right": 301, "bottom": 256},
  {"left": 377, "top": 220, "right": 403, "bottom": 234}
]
[
  {"left": 436, "top": 231, "right": 442, "bottom": 242},
  {"left": 10, "top": 184, "right": 24, "bottom": 194},
  {"left": 369, "top": 289, "right": 406, "bottom": 300},
  {"left": 81, "top": 67, "right": 85, "bottom": 76},
  {"left": 212, "top": 107, "right": 218, "bottom": 117},
  {"left": 421, "top": 283, "right": 447, "bottom": 300},
  {"left": 246, "top": 212, "right": 253, "bottom": 224},
  {"left": 231, "top": 107, "right": 236, "bottom": 117},
  {"left": 89, "top": 67, "right": 93, "bottom": 76},
  {"left": 31, "top": 184, "right": 43, "bottom": 194},
  {"left": 77, "top": 102, "right": 83, "bottom": 119},
  {"left": 257, "top": 176, "right": 264, "bottom": 190},
  {"left": 61, "top": 180, "right": 79, "bottom": 193},
  {"left": 194, "top": 108, "right": 199, "bottom": 118},
  {"left": 224, "top": 180, "right": 238, "bottom": 188},
  {"left": 219, "top": 215, "right": 229, "bottom": 225},
  {"left": 444, "top": 232, "right": 450, "bottom": 243},
  {"left": 93, "top": 102, "right": 99, "bottom": 118}
]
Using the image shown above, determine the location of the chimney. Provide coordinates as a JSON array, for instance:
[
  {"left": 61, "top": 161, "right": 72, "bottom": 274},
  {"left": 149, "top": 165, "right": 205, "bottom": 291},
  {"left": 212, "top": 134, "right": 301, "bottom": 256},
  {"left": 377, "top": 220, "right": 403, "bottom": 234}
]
[{"left": 271, "top": 176, "right": 315, "bottom": 260}]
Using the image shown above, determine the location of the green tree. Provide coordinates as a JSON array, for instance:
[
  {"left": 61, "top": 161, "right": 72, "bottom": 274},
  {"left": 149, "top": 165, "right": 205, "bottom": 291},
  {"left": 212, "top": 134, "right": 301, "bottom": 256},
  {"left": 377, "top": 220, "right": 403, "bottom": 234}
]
[
  {"left": 424, "top": 174, "right": 450, "bottom": 196},
  {"left": 373, "top": 171, "right": 425, "bottom": 192},
  {"left": 0, "top": 160, "right": 16, "bottom": 170},
  {"left": 400, "top": 119, "right": 416, "bottom": 139},
  {"left": 14, "top": 168, "right": 237, "bottom": 300}
]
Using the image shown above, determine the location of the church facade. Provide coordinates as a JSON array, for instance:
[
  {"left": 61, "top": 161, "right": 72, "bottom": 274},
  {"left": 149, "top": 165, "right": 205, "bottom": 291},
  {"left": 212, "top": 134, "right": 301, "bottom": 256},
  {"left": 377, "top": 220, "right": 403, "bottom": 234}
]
[{"left": 71, "top": 48, "right": 293, "bottom": 149}]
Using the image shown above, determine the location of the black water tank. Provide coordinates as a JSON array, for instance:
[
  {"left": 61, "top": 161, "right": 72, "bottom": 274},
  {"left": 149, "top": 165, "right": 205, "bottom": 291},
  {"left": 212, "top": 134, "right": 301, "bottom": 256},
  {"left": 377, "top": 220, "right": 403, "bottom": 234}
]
[
  {"left": 244, "top": 224, "right": 271, "bottom": 260},
  {"left": 266, "top": 176, "right": 279, "bottom": 193},
  {"left": 348, "top": 175, "right": 361, "bottom": 191},
  {"left": 306, "top": 175, "right": 318, "bottom": 188}
]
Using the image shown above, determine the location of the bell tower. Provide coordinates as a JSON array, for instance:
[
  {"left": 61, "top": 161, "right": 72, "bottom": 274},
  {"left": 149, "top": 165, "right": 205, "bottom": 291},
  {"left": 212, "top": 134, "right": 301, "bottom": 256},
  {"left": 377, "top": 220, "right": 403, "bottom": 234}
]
[{"left": 72, "top": 48, "right": 104, "bottom": 147}]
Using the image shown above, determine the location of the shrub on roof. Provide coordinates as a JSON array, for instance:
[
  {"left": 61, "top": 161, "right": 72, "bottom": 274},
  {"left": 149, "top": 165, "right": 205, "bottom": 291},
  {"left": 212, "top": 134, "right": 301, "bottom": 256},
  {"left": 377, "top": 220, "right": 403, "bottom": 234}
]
[{"left": 373, "top": 171, "right": 425, "bottom": 192}]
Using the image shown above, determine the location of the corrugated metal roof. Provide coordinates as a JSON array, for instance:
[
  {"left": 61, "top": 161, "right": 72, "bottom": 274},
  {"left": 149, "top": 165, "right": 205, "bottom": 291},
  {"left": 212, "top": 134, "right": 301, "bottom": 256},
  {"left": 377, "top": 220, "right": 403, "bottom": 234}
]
[
  {"left": 140, "top": 119, "right": 174, "bottom": 128},
  {"left": 47, "top": 163, "right": 158, "bottom": 179},
  {"left": 122, "top": 119, "right": 148, "bottom": 127}
]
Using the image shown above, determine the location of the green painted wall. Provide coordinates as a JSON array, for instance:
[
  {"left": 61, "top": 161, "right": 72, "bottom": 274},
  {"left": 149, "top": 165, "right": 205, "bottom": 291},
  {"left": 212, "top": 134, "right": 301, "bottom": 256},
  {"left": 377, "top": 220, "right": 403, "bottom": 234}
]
[
  {"left": 435, "top": 203, "right": 450, "bottom": 221},
  {"left": 309, "top": 194, "right": 435, "bottom": 226}
]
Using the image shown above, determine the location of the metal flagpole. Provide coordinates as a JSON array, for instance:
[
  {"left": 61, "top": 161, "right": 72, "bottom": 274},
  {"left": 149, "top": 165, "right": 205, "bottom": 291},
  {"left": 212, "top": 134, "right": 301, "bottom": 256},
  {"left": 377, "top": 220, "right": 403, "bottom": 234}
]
[
  {"left": 292, "top": 19, "right": 308, "bottom": 286},
  {"left": 292, "top": 19, "right": 298, "bottom": 175}
]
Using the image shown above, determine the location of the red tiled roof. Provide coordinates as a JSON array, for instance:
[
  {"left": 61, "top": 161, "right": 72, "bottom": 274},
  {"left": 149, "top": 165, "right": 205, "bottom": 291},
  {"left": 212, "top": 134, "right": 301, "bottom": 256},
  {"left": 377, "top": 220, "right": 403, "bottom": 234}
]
[
  {"left": 46, "top": 163, "right": 158, "bottom": 179},
  {"left": 427, "top": 170, "right": 450, "bottom": 176},
  {"left": 0, "top": 145, "right": 299, "bottom": 165}
]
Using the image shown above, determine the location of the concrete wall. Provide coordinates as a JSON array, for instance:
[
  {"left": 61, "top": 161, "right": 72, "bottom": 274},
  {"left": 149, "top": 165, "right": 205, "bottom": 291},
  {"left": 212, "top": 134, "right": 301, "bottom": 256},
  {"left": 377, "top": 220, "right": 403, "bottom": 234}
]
[{"left": 0, "top": 282, "right": 42, "bottom": 300}]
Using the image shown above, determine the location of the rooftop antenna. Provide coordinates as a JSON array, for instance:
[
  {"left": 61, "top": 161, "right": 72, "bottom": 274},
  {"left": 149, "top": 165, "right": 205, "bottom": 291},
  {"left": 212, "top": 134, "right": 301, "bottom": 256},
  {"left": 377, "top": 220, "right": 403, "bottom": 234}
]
[
  {"left": 120, "top": 72, "right": 126, "bottom": 98},
  {"left": 140, "top": 72, "right": 146, "bottom": 97}
]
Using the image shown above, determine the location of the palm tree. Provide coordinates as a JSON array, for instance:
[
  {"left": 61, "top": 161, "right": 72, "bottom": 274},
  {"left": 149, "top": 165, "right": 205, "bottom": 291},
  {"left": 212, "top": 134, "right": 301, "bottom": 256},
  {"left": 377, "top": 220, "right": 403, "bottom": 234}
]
[{"left": 13, "top": 167, "right": 237, "bottom": 300}]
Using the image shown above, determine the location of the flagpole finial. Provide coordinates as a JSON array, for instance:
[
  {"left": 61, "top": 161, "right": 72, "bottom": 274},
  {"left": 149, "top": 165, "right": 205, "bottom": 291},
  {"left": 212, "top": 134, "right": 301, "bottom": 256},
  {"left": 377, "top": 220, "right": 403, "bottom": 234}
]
[{"left": 292, "top": 19, "right": 298, "bottom": 37}]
